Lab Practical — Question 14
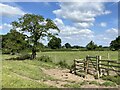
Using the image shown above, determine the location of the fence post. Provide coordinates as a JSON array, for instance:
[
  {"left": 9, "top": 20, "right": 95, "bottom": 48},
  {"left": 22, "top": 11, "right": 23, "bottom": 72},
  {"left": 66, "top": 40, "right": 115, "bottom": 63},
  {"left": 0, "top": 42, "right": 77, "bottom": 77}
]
[
  {"left": 107, "top": 61, "right": 110, "bottom": 76},
  {"left": 98, "top": 56, "right": 102, "bottom": 76},
  {"left": 107, "top": 53, "right": 110, "bottom": 60},
  {"left": 85, "top": 55, "right": 89, "bottom": 75},
  {"left": 96, "top": 56, "right": 99, "bottom": 79},
  {"left": 74, "top": 59, "right": 76, "bottom": 75}
]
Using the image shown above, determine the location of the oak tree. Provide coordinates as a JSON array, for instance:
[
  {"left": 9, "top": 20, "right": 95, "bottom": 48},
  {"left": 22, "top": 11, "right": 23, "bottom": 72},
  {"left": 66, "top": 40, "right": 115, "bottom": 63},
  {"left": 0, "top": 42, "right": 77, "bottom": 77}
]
[{"left": 12, "top": 14, "right": 59, "bottom": 59}]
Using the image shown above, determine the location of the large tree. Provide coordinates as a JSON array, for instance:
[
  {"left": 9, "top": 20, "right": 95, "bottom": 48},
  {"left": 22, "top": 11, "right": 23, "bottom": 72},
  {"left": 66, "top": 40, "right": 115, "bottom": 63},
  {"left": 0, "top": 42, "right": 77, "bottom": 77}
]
[
  {"left": 12, "top": 14, "right": 59, "bottom": 59},
  {"left": 110, "top": 36, "right": 120, "bottom": 50},
  {"left": 48, "top": 36, "right": 61, "bottom": 49}
]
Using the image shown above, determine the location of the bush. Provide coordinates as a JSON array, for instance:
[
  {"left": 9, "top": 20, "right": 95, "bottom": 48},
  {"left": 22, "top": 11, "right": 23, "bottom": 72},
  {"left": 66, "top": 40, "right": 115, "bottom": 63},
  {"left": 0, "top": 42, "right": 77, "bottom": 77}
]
[
  {"left": 18, "top": 54, "right": 31, "bottom": 60},
  {"left": 57, "top": 60, "right": 69, "bottom": 68},
  {"left": 36, "top": 55, "right": 52, "bottom": 62},
  {"left": 6, "top": 54, "right": 31, "bottom": 60}
]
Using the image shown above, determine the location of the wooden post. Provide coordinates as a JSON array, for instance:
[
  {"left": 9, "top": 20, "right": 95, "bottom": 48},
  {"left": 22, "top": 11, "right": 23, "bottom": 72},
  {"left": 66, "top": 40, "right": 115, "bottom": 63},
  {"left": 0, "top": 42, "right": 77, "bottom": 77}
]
[
  {"left": 107, "top": 53, "right": 110, "bottom": 76},
  {"left": 96, "top": 56, "right": 99, "bottom": 79},
  {"left": 85, "top": 55, "right": 89, "bottom": 76},
  {"left": 74, "top": 59, "right": 76, "bottom": 75},
  {"left": 107, "top": 61, "right": 110, "bottom": 76},
  {"left": 98, "top": 56, "right": 102, "bottom": 76}
]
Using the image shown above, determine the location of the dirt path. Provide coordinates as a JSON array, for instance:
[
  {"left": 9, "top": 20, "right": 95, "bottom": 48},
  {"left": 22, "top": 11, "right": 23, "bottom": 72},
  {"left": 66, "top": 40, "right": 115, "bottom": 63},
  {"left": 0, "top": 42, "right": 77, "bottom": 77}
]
[
  {"left": 41, "top": 67, "right": 111, "bottom": 88},
  {"left": 11, "top": 66, "right": 118, "bottom": 88}
]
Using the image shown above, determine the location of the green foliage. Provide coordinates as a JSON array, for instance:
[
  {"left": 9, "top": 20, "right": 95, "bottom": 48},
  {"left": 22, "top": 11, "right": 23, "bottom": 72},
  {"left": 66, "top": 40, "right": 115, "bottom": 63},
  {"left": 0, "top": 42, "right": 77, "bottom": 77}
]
[
  {"left": 36, "top": 55, "right": 52, "bottom": 62},
  {"left": 2, "top": 30, "right": 29, "bottom": 54},
  {"left": 102, "top": 75, "right": 120, "bottom": 85},
  {"left": 63, "top": 83, "right": 81, "bottom": 88},
  {"left": 57, "top": 60, "right": 69, "bottom": 68},
  {"left": 12, "top": 14, "right": 59, "bottom": 59},
  {"left": 86, "top": 41, "right": 97, "bottom": 50},
  {"left": 89, "top": 81, "right": 100, "bottom": 85},
  {"left": 48, "top": 36, "right": 61, "bottom": 49},
  {"left": 65, "top": 43, "right": 71, "bottom": 48},
  {"left": 101, "top": 81, "right": 116, "bottom": 87},
  {"left": 110, "top": 36, "right": 120, "bottom": 50},
  {"left": 6, "top": 54, "right": 31, "bottom": 60}
]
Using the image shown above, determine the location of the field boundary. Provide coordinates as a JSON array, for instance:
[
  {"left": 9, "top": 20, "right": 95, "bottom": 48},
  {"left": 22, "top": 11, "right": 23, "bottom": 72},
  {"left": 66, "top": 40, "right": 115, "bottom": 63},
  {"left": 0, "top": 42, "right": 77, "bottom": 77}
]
[{"left": 72, "top": 55, "right": 120, "bottom": 78}]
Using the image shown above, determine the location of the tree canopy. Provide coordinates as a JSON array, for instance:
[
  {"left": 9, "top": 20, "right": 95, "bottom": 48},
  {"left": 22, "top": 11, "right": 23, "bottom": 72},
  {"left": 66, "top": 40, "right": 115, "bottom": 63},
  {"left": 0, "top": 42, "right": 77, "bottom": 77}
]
[
  {"left": 2, "top": 29, "right": 29, "bottom": 54},
  {"left": 48, "top": 36, "right": 61, "bottom": 49},
  {"left": 65, "top": 43, "right": 71, "bottom": 48},
  {"left": 12, "top": 14, "right": 59, "bottom": 59},
  {"left": 110, "top": 36, "right": 120, "bottom": 50},
  {"left": 86, "top": 41, "right": 97, "bottom": 50}
]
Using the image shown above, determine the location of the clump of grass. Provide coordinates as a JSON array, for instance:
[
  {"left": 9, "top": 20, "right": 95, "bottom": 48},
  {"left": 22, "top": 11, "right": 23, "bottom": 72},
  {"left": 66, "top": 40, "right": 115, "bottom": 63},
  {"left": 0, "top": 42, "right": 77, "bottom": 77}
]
[
  {"left": 57, "top": 60, "right": 70, "bottom": 68},
  {"left": 63, "top": 83, "right": 81, "bottom": 88},
  {"left": 79, "top": 81, "right": 88, "bottom": 85},
  {"left": 89, "top": 81, "right": 100, "bottom": 85},
  {"left": 100, "top": 81, "right": 116, "bottom": 87},
  {"left": 36, "top": 55, "right": 52, "bottom": 62},
  {"left": 101, "top": 75, "right": 120, "bottom": 85}
]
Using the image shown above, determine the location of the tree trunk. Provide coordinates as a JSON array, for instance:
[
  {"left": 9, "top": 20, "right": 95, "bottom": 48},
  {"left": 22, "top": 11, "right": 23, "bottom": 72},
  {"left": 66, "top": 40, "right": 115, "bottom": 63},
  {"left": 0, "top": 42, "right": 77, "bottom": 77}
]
[{"left": 31, "top": 46, "right": 36, "bottom": 60}]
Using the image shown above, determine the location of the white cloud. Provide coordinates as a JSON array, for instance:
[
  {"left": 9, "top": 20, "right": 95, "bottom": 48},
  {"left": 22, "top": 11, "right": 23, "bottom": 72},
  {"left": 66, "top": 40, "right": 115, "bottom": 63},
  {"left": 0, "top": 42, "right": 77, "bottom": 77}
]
[
  {"left": 100, "top": 22, "right": 107, "bottom": 27},
  {"left": 0, "top": 23, "right": 12, "bottom": 34},
  {"left": 106, "top": 28, "right": 118, "bottom": 37},
  {"left": 54, "top": 18, "right": 64, "bottom": 27},
  {"left": 53, "top": 2, "right": 111, "bottom": 25},
  {"left": 53, "top": 2, "right": 112, "bottom": 46},
  {"left": 74, "top": 22, "right": 94, "bottom": 28},
  {"left": 53, "top": 18, "right": 94, "bottom": 45},
  {"left": 94, "top": 28, "right": 118, "bottom": 46},
  {"left": 0, "top": 23, "right": 12, "bottom": 30},
  {"left": 0, "top": 3, "right": 25, "bottom": 17}
]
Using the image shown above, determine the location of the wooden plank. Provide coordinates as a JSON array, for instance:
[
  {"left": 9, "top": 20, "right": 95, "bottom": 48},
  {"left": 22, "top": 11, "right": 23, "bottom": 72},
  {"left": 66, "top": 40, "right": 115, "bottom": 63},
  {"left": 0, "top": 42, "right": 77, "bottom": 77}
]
[
  {"left": 100, "top": 60, "right": 120, "bottom": 64},
  {"left": 100, "top": 67, "right": 120, "bottom": 72},
  {"left": 75, "top": 62, "right": 83, "bottom": 65},
  {"left": 99, "top": 63, "right": 120, "bottom": 68}
]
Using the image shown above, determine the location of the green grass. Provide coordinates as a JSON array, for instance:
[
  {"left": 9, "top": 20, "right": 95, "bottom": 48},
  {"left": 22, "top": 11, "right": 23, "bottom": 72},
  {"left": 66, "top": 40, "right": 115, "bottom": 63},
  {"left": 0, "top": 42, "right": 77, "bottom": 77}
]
[
  {"left": 63, "top": 81, "right": 88, "bottom": 88},
  {"left": 2, "top": 51, "right": 119, "bottom": 88},
  {"left": 2, "top": 60, "right": 57, "bottom": 88},
  {"left": 36, "top": 51, "right": 118, "bottom": 65},
  {"left": 100, "top": 81, "right": 117, "bottom": 87},
  {"left": 101, "top": 75, "right": 120, "bottom": 85}
]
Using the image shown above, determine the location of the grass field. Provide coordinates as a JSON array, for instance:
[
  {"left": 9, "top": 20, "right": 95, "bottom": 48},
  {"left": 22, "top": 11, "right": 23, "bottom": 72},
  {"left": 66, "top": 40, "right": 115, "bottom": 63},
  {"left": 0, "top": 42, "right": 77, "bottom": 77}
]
[
  {"left": 36, "top": 51, "right": 118, "bottom": 65},
  {"left": 2, "top": 51, "right": 119, "bottom": 88}
]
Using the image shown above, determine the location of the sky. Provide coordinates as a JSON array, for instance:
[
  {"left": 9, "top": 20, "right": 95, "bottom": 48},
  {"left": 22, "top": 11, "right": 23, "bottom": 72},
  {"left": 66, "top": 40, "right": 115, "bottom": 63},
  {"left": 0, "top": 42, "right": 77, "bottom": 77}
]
[{"left": 0, "top": 1, "right": 119, "bottom": 46}]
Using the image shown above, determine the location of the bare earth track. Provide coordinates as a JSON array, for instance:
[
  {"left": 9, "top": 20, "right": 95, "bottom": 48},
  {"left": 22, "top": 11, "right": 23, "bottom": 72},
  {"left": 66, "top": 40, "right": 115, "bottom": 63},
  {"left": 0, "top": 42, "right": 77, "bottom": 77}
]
[{"left": 12, "top": 65, "right": 118, "bottom": 88}]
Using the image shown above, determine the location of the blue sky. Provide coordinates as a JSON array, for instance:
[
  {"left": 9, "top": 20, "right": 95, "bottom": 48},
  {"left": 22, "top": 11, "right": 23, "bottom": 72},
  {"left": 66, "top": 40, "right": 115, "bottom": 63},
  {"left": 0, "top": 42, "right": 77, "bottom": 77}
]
[{"left": 0, "top": 1, "right": 118, "bottom": 46}]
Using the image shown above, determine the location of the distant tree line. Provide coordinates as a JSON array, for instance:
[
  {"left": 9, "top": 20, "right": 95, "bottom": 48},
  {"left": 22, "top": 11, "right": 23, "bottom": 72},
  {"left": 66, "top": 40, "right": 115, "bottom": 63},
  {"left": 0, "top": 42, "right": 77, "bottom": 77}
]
[{"left": 2, "top": 29, "right": 120, "bottom": 55}]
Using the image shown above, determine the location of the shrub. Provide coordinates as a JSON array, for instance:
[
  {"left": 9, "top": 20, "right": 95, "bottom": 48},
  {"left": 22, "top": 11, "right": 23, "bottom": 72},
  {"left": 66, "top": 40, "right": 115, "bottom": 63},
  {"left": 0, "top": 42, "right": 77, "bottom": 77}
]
[
  {"left": 36, "top": 55, "right": 52, "bottom": 62},
  {"left": 6, "top": 54, "right": 31, "bottom": 60},
  {"left": 18, "top": 54, "right": 31, "bottom": 60},
  {"left": 57, "top": 60, "right": 69, "bottom": 68}
]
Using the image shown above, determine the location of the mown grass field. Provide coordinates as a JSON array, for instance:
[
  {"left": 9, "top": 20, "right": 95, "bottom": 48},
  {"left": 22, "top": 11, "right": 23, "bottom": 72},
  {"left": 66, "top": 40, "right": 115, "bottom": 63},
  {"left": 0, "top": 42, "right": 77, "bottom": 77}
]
[{"left": 2, "top": 51, "right": 119, "bottom": 88}]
